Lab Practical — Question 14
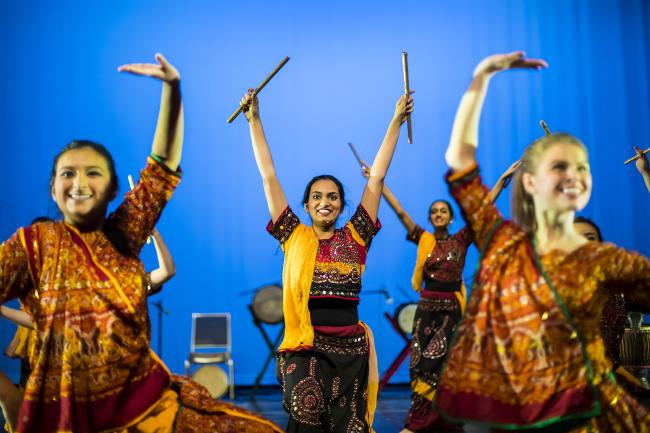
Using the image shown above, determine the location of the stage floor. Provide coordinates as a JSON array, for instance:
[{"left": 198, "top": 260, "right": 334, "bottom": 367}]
[
  {"left": 235, "top": 384, "right": 488, "bottom": 433},
  {"left": 0, "top": 384, "right": 490, "bottom": 432}
]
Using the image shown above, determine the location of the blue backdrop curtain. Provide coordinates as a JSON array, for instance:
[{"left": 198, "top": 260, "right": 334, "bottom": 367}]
[{"left": 0, "top": 0, "right": 648, "bottom": 384}]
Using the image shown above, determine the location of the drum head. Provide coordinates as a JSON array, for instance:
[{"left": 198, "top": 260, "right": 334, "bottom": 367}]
[
  {"left": 396, "top": 303, "right": 418, "bottom": 334},
  {"left": 192, "top": 365, "right": 228, "bottom": 399},
  {"left": 251, "top": 285, "right": 283, "bottom": 324}
]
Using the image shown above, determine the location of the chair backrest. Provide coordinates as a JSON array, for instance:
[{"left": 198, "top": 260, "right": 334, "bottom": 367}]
[{"left": 190, "top": 313, "right": 231, "bottom": 353}]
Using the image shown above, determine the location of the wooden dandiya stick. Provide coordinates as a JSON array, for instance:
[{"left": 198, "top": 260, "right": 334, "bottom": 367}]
[
  {"left": 402, "top": 52, "right": 413, "bottom": 144},
  {"left": 227, "top": 56, "right": 290, "bottom": 123},
  {"left": 540, "top": 120, "right": 551, "bottom": 136},
  {"left": 624, "top": 147, "right": 650, "bottom": 165},
  {"left": 128, "top": 174, "right": 152, "bottom": 244},
  {"left": 348, "top": 142, "right": 367, "bottom": 168}
]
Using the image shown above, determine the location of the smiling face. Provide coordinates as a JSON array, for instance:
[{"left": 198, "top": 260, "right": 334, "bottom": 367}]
[
  {"left": 304, "top": 179, "right": 343, "bottom": 228},
  {"left": 51, "top": 147, "right": 116, "bottom": 229},
  {"left": 429, "top": 201, "right": 452, "bottom": 229},
  {"left": 522, "top": 142, "right": 592, "bottom": 217}
]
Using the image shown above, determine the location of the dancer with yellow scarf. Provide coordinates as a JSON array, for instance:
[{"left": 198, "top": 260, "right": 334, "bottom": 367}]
[
  {"left": 357, "top": 162, "right": 517, "bottom": 433},
  {"left": 240, "top": 88, "right": 413, "bottom": 433}
]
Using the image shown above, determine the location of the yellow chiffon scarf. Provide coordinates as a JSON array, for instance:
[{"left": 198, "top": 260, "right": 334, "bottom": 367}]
[
  {"left": 411, "top": 230, "right": 466, "bottom": 313},
  {"left": 279, "top": 222, "right": 378, "bottom": 429},
  {"left": 278, "top": 224, "right": 319, "bottom": 352}
]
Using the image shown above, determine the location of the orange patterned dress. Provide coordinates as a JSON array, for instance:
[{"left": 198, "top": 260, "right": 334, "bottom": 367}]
[
  {"left": 435, "top": 164, "right": 650, "bottom": 432},
  {"left": 0, "top": 157, "right": 282, "bottom": 433}
]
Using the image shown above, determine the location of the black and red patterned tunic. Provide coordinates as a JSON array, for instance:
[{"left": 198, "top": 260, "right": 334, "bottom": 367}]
[
  {"left": 268, "top": 204, "right": 380, "bottom": 326},
  {"left": 407, "top": 225, "right": 471, "bottom": 290}
]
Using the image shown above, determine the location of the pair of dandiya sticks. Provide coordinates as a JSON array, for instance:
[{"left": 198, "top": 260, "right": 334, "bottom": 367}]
[
  {"left": 224, "top": 54, "right": 648, "bottom": 165},
  {"left": 225, "top": 53, "right": 414, "bottom": 144}
]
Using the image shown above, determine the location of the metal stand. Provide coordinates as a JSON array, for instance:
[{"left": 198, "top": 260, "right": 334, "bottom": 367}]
[
  {"left": 378, "top": 311, "right": 411, "bottom": 392},
  {"left": 248, "top": 305, "right": 284, "bottom": 399},
  {"left": 150, "top": 300, "right": 169, "bottom": 356}
]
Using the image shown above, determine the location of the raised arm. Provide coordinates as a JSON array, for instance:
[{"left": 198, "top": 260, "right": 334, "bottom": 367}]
[
  {"left": 148, "top": 227, "right": 176, "bottom": 291},
  {"left": 0, "top": 305, "right": 33, "bottom": 329},
  {"left": 242, "top": 91, "right": 288, "bottom": 222},
  {"left": 487, "top": 160, "right": 522, "bottom": 203},
  {"left": 445, "top": 52, "right": 547, "bottom": 172},
  {"left": 360, "top": 164, "right": 416, "bottom": 233},
  {"left": 361, "top": 94, "right": 414, "bottom": 222},
  {"left": 118, "top": 53, "right": 184, "bottom": 171}
]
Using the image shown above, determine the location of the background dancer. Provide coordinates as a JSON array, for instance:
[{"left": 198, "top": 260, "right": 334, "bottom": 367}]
[{"left": 357, "top": 161, "right": 518, "bottom": 433}]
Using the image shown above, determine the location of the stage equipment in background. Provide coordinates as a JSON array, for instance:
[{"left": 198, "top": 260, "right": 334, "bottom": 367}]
[
  {"left": 379, "top": 288, "right": 418, "bottom": 392},
  {"left": 620, "top": 313, "right": 650, "bottom": 390},
  {"left": 242, "top": 284, "right": 285, "bottom": 398},
  {"left": 251, "top": 284, "right": 283, "bottom": 324},
  {"left": 395, "top": 303, "right": 417, "bottom": 335},
  {"left": 184, "top": 313, "right": 235, "bottom": 400},
  {"left": 227, "top": 56, "right": 290, "bottom": 123},
  {"left": 624, "top": 145, "right": 650, "bottom": 165},
  {"left": 402, "top": 52, "right": 413, "bottom": 143},
  {"left": 193, "top": 365, "right": 229, "bottom": 399},
  {"left": 362, "top": 287, "right": 394, "bottom": 305},
  {"left": 150, "top": 300, "right": 169, "bottom": 357}
]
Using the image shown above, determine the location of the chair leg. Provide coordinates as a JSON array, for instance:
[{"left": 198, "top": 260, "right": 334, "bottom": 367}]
[{"left": 228, "top": 359, "right": 235, "bottom": 400}]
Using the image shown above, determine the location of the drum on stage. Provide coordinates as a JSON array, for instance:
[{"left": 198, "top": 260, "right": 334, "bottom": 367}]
[
  {"left": 192, "top": 365, "right": 229, "bottom": 399},
  {"left": 395, "top": 303, "right": 418, "bottom": 334},
  {"left": 251, "top": 284, "right": 283, "bottom": 324},
  {"left": 620, "top": 326, "right": 650, "bottom": 368}
]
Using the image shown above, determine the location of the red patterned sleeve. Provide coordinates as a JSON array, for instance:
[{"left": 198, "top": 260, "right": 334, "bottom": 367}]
[
  {"left": 267, "top": 207, "right": 300, "bottom": 245},
  {"left": 106, "top": 156, "right": 181, "bottom": 255},
  {"left": 406, "top": 225, "right": 425, "bottom": 245},
  {"left": 0, "top": 230, "right": 32, "bottom": 303},
  {"left": 446, "top": 163, "right": 504, "bottom": 252},
  {"left": 349, "top": 205, "right": 381, "bottom": 247}
]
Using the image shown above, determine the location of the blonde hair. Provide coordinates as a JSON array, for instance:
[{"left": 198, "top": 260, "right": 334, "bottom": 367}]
[{"left": 511, "top": 133, "right": 588, "bottom": 233}]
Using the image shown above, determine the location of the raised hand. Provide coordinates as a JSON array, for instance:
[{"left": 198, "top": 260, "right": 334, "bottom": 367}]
[
  {"left": 240, "top": 88, "right": 259, "bottom": 121},
  {"left": 118, "top": 53, "right": 180, "bottom": 83},
  {"left": 360, "top": 162, "right": 371, "bottom": 180},
  {"left": 473, "top": 51, "right": 548, "bottom": 78},
  {"left": 393, "top": 92, "right": 415, "bottom": 125},
  {"left": 634, "top": 146, "right": 649, "bottom": 174}
]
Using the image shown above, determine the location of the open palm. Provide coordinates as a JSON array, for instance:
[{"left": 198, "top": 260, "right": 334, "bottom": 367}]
[
  {"left": 118, "top": 53, "right": 180, "bottom": 83},
  {"left": 474, "top": 51, "right": 548, "bottom": 77}
]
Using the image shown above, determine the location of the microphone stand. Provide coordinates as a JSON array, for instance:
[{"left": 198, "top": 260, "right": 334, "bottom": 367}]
[{"left": 151, "top": 299, "right": 170, "bottom": 357}]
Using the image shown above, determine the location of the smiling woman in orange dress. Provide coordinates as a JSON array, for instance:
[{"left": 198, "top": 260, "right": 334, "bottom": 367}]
[
  {"left": 0, "top": 54, "right": 281, "bottom": 433},
  {"left": 436, "top": 51, "right": 650, "bottom": 433}
]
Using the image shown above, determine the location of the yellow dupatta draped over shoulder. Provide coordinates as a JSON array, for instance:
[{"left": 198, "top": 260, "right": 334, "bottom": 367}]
[
  {"left": 278, "top": 219, "right": 379, "bottom": 428},
  {"left": 278, "top": 224, "right": 319, "bottom": 352},
  {"left": 411, "top": 230, "right": 466, "bottom": 312}
]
